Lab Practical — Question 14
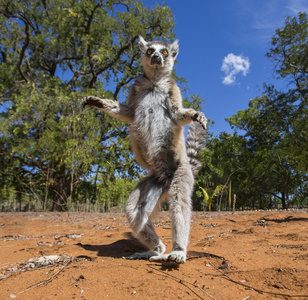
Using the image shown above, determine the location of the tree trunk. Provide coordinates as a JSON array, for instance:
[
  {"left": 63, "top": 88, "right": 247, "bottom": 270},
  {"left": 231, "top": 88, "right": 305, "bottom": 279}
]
[
  {"left": 51, "top": 164, "right": 71, "bottom": 211},
  {"left": 281, "top": 193, "right": 287, "bottom": 209}
]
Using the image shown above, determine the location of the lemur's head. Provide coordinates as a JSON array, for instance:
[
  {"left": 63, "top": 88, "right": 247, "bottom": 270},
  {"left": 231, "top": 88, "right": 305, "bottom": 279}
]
[{"left": 139, "top": 36, "right": 179, "bottom": 76}]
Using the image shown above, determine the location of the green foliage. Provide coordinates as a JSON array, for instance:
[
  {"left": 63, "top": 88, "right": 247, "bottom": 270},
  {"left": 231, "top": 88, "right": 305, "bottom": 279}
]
[
  {"left": 0, "top": 0, "right": 178, "bottom": 211},
  {"left": 196, "top": 12, "right": 307, "bottom": 210},
  {"left": 195, "top": 132, "right": 245, "bottom": 210},
  {"left": 268, "top": 12, "right": 308, "bottom": 83},
  {"left": 2, "top": 2, "right": 306, "bottom": 212}
]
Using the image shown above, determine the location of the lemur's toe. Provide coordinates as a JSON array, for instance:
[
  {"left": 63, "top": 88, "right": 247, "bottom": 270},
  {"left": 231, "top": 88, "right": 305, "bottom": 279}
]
[
  {"left": 149, "top": 251, "right": 186, "bottom": 264},
  {"left": 128, "top": 251, "right": 161, "bottom": 260},
  {"left": 168, "top": 251, "right": 186, "bottom": 264}
]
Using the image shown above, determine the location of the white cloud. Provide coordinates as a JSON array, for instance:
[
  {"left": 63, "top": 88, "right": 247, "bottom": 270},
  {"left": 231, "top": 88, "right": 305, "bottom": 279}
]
[{"left": 221, "top": 53, "right": 250, "bottom": 85}]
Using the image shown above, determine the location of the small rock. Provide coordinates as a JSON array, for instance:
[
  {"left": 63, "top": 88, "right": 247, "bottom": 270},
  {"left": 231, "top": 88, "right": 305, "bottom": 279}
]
[{"left": 77, "top": 275, "right": 85, "bottom": 281}]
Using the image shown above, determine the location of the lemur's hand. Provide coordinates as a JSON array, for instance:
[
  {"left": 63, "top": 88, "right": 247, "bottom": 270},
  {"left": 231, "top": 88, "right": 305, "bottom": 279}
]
[
  {"left": 81, "top": 96, "right": 105, "bottom": 109},
  {"left": 192, "top": 111, "right": 208, "bottom": 130}
]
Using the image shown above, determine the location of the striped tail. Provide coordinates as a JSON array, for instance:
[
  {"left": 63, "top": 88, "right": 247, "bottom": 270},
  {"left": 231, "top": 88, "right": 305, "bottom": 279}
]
[{"left": 186, "top": 122, "right": 206, "bottom": 177}]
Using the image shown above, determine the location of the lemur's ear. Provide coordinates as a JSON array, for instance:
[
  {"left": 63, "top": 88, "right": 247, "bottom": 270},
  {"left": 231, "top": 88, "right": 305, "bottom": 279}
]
[
  {"left": 138, "top": 36, "right": 147, "bottom": 54},
  {"left": 170, "top": 40, "right": 179, "bottom": 59}
]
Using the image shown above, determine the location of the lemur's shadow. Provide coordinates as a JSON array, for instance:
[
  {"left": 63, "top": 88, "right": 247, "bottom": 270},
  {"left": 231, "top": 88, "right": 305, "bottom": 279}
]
[
  {"left": 76, "top": 232, "right": 181, "bottom": 270},
  {"left": 76, "top": 232, "right": 147, "bottom": 259}
]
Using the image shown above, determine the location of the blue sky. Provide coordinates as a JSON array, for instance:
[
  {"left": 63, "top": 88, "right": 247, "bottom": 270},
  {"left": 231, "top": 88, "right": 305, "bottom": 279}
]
[{"left": 143, "top": 0, "right": 308, "bottom": 136}]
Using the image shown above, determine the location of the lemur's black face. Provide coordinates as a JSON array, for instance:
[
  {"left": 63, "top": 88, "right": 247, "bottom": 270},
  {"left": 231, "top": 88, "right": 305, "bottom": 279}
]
[
  {"left": 139, "top": 36, "right": 179, "bottom": 73},
  {"left": 145, "top": 46, "right": 169, "bottom": 66}
]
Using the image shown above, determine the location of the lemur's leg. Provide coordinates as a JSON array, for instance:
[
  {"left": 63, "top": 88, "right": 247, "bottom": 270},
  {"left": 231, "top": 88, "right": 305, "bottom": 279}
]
[
  {"left": 150, "top": 165, "right": 194, "bottom": 264},
  {"left": 125, "top": 175, "right": 167, "bottom": 260},
  {"left": 81, "top": 96, "right": 134, "bottom": 123}
]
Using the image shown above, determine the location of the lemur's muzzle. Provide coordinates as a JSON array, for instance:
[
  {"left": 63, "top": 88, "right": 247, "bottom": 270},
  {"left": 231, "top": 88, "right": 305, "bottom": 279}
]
[{"left": 151, "top": 53, "right": 163, "bottom": 66}]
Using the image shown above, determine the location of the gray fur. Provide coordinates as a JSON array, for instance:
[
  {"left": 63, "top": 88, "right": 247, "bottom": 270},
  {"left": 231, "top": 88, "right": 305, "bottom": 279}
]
[{"left": 81, "top": 36, "right": 207, "bottom": 264}]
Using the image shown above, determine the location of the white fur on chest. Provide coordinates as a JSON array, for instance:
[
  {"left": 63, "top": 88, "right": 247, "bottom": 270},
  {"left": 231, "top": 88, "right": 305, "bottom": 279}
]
[
  {"left": 134, "top": 90, "right": 171, "bottom": 136},
  {"left": 153, "top": 77, "right": 171, "bottom": 94},
  {"left": 131, "top": 80, "right": 174, "bottom": 161}
]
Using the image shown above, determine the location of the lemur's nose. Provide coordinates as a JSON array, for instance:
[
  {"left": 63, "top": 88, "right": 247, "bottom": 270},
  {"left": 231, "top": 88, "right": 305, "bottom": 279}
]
[{"left": 151, "top": 51, "right": 163, "bottom": 66}]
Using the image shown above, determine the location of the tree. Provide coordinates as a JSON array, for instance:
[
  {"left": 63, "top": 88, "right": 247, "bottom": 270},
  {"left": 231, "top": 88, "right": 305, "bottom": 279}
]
[
  {"left": 195, "top": 131, "right": 245, "bottom": 211},
  {"left": 226, "top": 12, "right": 308, "bottom": 208},
  {"left": 0, "top": 0, "right": 179, "bottom": 210},
  {"left": 195, "top": 13, "right": 307, "bottom": 211}
]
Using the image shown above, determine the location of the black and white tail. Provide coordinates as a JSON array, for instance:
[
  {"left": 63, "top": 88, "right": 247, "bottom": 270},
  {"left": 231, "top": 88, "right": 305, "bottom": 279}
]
[{"left": 186, "top": 122, "right": 206, "bottom": 177}]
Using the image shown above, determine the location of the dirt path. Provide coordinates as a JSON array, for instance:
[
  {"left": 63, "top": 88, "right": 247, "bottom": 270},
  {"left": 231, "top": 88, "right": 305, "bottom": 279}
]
[{"left": 0, "top": 210, "right": 307, "bottom": 299}]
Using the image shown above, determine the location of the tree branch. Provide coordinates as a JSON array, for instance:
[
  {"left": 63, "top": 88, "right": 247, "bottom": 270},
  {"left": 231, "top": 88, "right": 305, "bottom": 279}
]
[
  {"left": 18, "top": 20, "right": 30, "bottom": 82},
  {"left": 90, "top": 35, "right": 139, "bottom": 88},
  {"left": 113, "top": 53, "right": 139, "bottom": 99}
]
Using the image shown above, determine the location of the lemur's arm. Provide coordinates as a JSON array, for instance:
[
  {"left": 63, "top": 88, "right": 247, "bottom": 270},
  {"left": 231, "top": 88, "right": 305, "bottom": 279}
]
[
  {"left": 175, "top": 107, "right": 208, "bottom": 130},
  {"left": 169, "top": 83, "right": 208, "bottom": 130},
  {"left": 81, "top": 96, "right": 134, "bottom": 124}
]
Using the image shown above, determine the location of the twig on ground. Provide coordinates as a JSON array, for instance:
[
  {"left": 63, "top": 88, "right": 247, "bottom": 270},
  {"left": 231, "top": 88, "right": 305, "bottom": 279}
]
[
  {"left": 209, "top": 263, "right": 308, "bottom": 298},
  {"left": 147, "top": 265, "right": 216, "bottom": 300},
  {"left": 19, "top": 258, "right": 71, "bottom": 294},
  {"left": 187, "top": 251, "right": 229, "bottom": 269},
  {"left": 0, "top": 232, "right": 84, "bottom": 241}
]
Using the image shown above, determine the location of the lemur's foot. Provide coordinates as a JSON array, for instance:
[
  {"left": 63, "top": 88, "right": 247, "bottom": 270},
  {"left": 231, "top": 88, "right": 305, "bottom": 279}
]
[
  {"left": 149, "top": 250, "right": 186, "bottom": 264},
  {"left": 127, "top": 250, "right": 161, "bottom": 260},
  {"left": 193, "top": 111, "right": 208, "bottom": 130},
  {"left": 81, "top": 96, "right": 104, "bottom": 109}
]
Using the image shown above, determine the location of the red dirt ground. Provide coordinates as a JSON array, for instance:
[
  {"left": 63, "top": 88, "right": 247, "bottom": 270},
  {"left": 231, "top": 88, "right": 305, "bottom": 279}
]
[{"left": 0, "top": 210, "right": 307, "bottom": 300}]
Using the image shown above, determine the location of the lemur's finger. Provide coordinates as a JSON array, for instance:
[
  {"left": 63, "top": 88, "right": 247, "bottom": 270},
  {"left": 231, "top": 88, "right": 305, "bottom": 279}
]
[
  {"left": 81, "top": 101, "right": 88, "bottom": 108},
  {"left": 81, "top": 96, "right": 104, "bottom": 109},
  {"left": 81, "top": 96, "right": 91, "bottom": 108},
  {"left": 199, "top": 117, "right": 208, "bottom": 130},
  {"left": 192, "top": 112, "right": 208, "bottom": 130}
]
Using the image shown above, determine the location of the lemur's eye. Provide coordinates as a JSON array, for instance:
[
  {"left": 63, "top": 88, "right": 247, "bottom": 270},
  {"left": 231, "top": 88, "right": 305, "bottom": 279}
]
[
  {"left": 146, "top": 49, "right": 153, "bottom": 55},
  {"left": 162, "top": 50, "right": 168, "bottom": 56}
]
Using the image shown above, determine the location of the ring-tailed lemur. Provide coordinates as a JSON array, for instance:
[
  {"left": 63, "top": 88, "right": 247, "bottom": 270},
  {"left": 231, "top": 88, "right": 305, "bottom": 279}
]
[{"left": 81, "top": 36, "right": 207, "bottom": 264}]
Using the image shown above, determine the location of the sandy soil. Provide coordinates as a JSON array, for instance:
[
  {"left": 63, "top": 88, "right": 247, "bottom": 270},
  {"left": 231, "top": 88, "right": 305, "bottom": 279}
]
[{"left": 0, "top": 210, "right": 307, "bottom": 300}]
